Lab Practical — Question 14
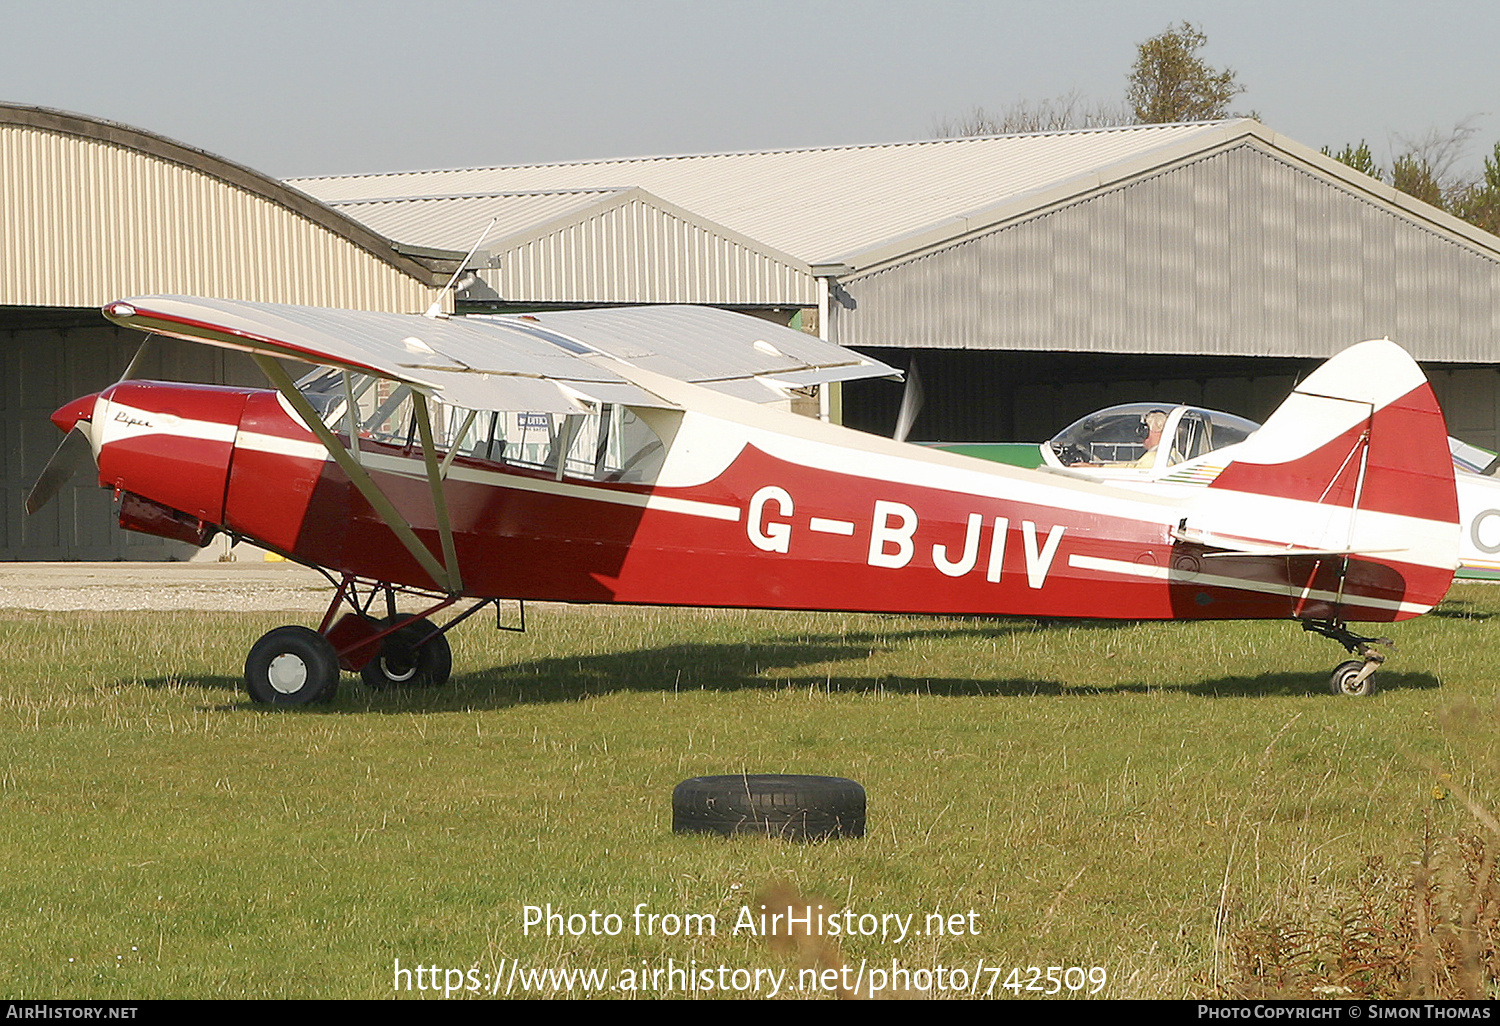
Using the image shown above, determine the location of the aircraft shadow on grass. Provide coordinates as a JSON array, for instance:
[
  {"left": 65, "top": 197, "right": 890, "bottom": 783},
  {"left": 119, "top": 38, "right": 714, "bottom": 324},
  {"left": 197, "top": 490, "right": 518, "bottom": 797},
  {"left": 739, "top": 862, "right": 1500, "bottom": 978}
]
[
  {"left": 131, "top": 617, "right": 1440, "bottom": 711},
  {"left": 1426, "top": 600, "right": 1494, "bottom": 621}
]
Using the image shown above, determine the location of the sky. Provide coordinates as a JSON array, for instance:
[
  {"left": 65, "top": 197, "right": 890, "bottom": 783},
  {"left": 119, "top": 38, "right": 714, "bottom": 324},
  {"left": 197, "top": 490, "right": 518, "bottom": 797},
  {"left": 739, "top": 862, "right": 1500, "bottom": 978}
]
[{"left": 4, "top": 0, "right": 1497, "bottom": 181}]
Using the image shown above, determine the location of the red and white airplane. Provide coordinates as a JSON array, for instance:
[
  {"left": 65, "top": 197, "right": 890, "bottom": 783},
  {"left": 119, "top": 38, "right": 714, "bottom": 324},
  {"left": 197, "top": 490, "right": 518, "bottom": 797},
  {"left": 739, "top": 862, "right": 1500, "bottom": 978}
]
[{"left": 29, "top": 296, "right": 1460, "bottom": 704}]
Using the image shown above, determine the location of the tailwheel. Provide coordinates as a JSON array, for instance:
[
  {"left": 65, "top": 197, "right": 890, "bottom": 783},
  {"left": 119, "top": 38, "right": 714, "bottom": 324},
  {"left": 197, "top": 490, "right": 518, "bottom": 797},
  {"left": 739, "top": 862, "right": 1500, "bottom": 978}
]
[
  {"left": 1330, "top": 658, "right": 1377, "bottom": 697},
  {"left": 360, "top": 616, "right": 452, "bottom": 689},
  {"left": 245, "top": 625, "right": 340, "bottom": 706},
  {"left": 1301, "top": 619, "right": 1388, "bottom": 698}
]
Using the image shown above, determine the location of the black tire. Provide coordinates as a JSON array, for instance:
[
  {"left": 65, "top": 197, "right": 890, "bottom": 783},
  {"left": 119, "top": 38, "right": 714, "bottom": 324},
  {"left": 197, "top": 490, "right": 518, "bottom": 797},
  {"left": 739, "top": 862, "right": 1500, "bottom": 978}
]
[
  {"left": 672, "top": 774, "right": 865, "bottom": 841},
  {"left": 360, "top": 616, "right": 452, "bottom": 689},
  {"left": 245, "top": 625, "right": 339, "bottom": 707},
  {"left": 1330, "top": 658, "right": 1376, "bottom": 697}
]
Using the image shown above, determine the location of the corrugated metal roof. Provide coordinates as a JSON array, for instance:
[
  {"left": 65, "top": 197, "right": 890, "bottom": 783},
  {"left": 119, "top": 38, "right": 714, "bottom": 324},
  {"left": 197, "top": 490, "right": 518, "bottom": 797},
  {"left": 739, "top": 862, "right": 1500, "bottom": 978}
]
[
  {"left": 0, "top": 103, "right": 455, "bottom": 311},
  {"left": 292, "top": 122, "right": 1244, "bottom": 267},
  {"left": 292, "top": 120, "right": 1500, "bottom": 318},
  {"left": 324, "top": 185, "right": 817, "bottom": 306},
  {"left": 330, "top": 188, "right": 629, "bottom": 252}
]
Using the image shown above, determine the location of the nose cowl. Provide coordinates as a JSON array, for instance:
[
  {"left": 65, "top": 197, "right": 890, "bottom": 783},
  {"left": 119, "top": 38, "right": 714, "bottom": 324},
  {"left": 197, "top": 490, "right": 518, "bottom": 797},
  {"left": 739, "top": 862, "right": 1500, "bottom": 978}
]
[{"left": 51, "top": 393, "right": 99, "bottom": 434}]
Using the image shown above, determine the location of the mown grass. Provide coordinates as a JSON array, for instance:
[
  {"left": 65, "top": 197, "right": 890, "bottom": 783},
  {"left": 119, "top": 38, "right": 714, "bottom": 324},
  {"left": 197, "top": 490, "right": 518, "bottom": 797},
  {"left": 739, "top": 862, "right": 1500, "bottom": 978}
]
[{"left": 2, "top": 588, "right": 1498, "bottom": 999}]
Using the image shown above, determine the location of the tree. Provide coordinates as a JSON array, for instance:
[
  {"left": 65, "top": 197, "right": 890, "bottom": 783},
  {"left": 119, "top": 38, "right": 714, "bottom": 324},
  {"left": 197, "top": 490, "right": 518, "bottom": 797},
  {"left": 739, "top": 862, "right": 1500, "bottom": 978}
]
[
  {"left": 1392, "top": 119, "right": 1481, "bottom": 210},
  {"left": 1322, "top": 141, "right": 1381, "bottom": 180},
  {"left": 1451, "top": 141, "right": 1500, "bottom": 235},
  {"left": 931, "top": 22, "right": 1242, "bottom": 138},
  {"left": 1127, "top": 22, "right": 1244, "bottom": 124},
  {"left": 1390, "top": 153, "right": 1444, "bottom": 208},
  {"left": 1323, "top": 120, "right": 1500, "bottom": 235},
  {"left": 932, "top": 93, "right": 1130, "bottom": 138}
]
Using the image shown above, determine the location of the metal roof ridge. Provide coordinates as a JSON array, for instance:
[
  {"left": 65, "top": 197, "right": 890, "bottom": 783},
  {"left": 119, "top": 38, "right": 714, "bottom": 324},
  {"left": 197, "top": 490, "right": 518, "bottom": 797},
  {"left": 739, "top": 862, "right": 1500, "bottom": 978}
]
[
  {"left": 818, "top": 120, "right": 1264, "bottom": 272},
  {"left": 287, "top": 121, "right": 1240, "bottom": 185},
  {"left": 474, "top": 186, "right": 813, "bottom": 276},
  {"left": 327, "top": 187, "right": 632, "bottom": 206}
]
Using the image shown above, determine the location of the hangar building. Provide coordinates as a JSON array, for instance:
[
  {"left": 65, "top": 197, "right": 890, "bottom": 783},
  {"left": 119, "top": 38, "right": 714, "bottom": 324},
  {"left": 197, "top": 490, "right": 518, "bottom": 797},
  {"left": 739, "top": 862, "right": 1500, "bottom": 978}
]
[
  {"left": 293, "top": 119, "right": 1500, "bottom": 444},
  {"left": 5, "top": 104, "right": 1500, "bottom": 560}
]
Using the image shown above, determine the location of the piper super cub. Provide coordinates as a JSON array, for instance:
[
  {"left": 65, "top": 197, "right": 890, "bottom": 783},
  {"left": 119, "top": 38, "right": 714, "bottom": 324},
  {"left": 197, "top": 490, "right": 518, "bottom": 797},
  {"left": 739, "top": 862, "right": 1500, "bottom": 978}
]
[{"left": 28, "top": 296, "right": 1460, "bottom": 703}]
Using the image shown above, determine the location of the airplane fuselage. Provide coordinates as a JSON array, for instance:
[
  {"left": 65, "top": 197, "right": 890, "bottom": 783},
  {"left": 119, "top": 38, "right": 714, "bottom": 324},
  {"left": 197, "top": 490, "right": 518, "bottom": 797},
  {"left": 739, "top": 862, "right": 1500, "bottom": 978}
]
[{"left": 84, "top": 376, "right": 1451, "bottom": 625}]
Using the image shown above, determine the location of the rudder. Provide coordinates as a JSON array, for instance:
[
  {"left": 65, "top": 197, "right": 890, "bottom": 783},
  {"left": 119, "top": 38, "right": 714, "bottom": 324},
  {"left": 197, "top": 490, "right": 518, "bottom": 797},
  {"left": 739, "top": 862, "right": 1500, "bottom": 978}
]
[{"left": 1199, "top": 339, "right": 1458, "bottom": 618}]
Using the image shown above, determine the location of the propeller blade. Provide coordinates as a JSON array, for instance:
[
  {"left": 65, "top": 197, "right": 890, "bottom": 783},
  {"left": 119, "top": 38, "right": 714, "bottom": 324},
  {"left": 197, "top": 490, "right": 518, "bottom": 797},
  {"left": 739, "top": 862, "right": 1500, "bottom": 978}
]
[
  {"left": 25, "top": 425, "right": 94, "bottom": 515},
  {"left": 893, "top": 358, "right": 924, "bottom": 443}
]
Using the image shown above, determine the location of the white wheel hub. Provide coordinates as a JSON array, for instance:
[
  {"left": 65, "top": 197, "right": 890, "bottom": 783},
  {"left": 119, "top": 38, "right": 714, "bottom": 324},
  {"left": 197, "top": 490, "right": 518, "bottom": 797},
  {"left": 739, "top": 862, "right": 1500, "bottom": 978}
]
[
  {"left": 380, "top": 656, "right": 418, "bottom": 684},
  {"left": 268, "top": 652, "right": 309, "bottom": 694}
]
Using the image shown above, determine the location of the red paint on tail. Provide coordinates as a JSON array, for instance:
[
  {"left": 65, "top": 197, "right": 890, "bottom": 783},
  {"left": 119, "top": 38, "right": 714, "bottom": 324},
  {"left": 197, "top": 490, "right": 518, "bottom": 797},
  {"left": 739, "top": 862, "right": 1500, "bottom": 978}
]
[{"left": 1210, "top": 380, "right": 1457, "bottom": 524}]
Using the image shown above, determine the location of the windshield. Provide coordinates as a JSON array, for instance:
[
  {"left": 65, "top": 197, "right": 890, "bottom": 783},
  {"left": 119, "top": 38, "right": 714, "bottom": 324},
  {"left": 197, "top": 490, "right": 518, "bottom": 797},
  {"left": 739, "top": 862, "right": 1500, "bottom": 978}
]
[{"left": 1048, "top": 403, "right": 1260, "bottom": 470}]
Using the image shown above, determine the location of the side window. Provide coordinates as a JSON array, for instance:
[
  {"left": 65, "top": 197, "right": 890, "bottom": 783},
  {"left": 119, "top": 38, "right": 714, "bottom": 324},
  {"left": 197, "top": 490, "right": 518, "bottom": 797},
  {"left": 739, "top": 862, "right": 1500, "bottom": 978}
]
[
  {"left": 1204, "top": 412, "right": 1257, "bottom": 451},
  {"left": 361, "top": 382, "right": 416, "bottom": 445},
  {"left": 1174, "top": 414, "right": 1205, "bottom": 463},
  {"left": 472, "top": 406, "right": 665, "bottom": 483},
  {"left": 295, "top": 371, "right": 666, "bottom": 483},
  {"left": 1172, "top": 410, "right": 1260, "bottom": 464},
  {"left": 295, "top": 370, "right": 416, "bottom": 447}
]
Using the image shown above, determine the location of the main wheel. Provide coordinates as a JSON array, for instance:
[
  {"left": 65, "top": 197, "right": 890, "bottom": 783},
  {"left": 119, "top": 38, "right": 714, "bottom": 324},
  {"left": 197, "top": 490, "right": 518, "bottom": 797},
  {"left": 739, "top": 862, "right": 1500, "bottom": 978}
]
[
  {"left": 245, "top": 626, "right": 340, "bottom": 706},
  {"left": 1329, "top": 658, "right": 1376, "bottom": 697},
  {"left": 672, "top": 774, "right": 865, "bottom": 841},
  {"left": 360, "top": 616, "right": 452, "bottom": 689}
]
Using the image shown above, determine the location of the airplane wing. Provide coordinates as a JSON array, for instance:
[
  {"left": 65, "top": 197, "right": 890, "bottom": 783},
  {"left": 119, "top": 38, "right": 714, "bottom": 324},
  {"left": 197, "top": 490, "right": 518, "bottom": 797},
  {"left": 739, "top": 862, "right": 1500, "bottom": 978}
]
[
  {"left": 101, "top": 297, "right": 897, "bottom": 413},
  {"left": 100, "top": 295, "right": 899, "bottom": 596}
]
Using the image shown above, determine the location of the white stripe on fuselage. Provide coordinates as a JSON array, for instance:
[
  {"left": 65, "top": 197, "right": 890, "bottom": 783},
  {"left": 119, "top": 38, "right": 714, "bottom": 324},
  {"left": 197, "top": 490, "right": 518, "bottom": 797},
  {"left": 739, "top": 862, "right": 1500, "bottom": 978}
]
[
  {"left": 1067, "top": 553, "right": 1432, "bottom": 616},
  {"left": 94, "top": 397, "right": 238, "bottom": 450},
  {"left": 231, "top": 414, "right": 1454, "bottom": 565},
  {"left": 222, "top": 405, "right": 1455, "bottom": 576}
]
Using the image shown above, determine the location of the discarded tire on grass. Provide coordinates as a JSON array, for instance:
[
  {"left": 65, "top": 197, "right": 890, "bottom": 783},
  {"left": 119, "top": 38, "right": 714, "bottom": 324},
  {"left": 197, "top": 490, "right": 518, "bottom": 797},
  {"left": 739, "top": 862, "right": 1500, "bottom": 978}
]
[{"left": 672, "top": 774, "right": 865, "bottom": 841}]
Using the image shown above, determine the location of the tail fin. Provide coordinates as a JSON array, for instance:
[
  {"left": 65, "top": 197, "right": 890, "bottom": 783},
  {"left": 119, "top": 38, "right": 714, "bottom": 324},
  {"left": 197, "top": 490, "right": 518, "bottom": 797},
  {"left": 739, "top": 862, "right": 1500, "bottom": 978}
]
[{"left": 1196, "top": 339, "right": 1458, "bottom": 619}]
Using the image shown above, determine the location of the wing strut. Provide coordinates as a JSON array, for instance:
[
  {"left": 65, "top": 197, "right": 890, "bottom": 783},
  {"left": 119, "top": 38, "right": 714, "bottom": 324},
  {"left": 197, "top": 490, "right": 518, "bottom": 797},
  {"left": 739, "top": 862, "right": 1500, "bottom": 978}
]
[
  {"left": 410, "top": 392, "right": 464, "bottom": 592},
  {"left": 254, "top": 356, "right": 462, "bottom": 594}
]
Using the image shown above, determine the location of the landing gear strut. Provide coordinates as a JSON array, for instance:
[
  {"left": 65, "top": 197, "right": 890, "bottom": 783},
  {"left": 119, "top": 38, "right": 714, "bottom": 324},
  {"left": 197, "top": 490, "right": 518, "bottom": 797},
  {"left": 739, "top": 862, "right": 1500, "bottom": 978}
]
[
  {"left": 1300, "top": 619, "right": 1391, "bottom": 697},
  {"left": 359, "top": 616, "right": 452, "bottom": 689},
  {"left": 243, "top": 571, "right": 517, "bottom": 707}
]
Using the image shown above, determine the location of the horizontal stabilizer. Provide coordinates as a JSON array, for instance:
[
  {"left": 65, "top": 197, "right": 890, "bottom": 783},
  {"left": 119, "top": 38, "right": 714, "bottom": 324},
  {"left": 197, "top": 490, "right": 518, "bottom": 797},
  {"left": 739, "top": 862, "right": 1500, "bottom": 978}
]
[{"left": 1171, "top": 524, "right": 1401, "bottom": 559}]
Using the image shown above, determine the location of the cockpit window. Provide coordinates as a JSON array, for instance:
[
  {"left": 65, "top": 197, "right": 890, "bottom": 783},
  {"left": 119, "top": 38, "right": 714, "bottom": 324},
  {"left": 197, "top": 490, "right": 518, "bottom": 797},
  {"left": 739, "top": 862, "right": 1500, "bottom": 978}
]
[
  {"left": 1050, "top": 403, "right": 1167, "bottom": 467},
  {"left": 294, "top": 369, "right": 667, "bottom": 484},
  {"left": 1048, "top": 403, "right": 1260, "bottom": 471},
  {"left": 1172, "top": 409, "right": 1257, "bottom": 463}
]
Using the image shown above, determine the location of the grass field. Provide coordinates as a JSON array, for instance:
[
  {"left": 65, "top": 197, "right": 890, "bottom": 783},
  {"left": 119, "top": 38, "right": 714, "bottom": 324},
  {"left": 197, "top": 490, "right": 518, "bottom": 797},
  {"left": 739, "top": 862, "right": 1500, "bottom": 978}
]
[{"left": 2, "top": 587, "right": 1498, "bottom": 999}]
